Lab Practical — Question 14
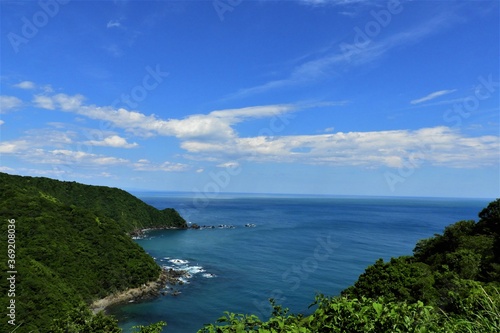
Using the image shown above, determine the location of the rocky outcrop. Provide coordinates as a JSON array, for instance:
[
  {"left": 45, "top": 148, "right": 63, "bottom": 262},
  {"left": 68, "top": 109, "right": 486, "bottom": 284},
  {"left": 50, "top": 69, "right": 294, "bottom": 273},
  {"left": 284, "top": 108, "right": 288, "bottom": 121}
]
[{"left": 90, "top": 268, "right": 186, "bottom": 313}]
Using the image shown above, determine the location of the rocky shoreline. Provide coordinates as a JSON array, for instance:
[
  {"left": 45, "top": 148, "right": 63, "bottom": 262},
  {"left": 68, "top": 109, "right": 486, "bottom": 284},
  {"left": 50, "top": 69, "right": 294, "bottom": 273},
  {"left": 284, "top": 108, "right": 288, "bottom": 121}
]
[
  {"left": 130, "top": 223, "right": 257, "bottom": 238},
  {"left": 97, "top": 225, "right": 220, "bottom": 314},
  {"left": 90, "top": 267, "right": 186, "bottom": 313},
  {"left": 129, "top": 225, "right": 186, "bottom": 238}
]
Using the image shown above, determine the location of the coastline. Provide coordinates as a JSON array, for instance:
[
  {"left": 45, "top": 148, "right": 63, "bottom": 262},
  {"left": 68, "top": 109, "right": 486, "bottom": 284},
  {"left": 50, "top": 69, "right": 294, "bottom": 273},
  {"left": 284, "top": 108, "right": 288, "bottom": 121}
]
[
  {"left": 90, "top": 226, "right": 190, "bottom": 313},
  {"left": 90, "top": 268, "right": 185, "bottom": 313},
  {"left": 129, "top": 225, "right": 187, "bottom": 239}
]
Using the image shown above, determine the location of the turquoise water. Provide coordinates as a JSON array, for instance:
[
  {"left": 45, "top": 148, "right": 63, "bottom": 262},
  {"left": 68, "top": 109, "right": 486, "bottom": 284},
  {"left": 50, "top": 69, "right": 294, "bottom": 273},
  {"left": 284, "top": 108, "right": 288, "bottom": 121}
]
[{"left": 110, "top": 195, "right": 491, "bottom": 333}]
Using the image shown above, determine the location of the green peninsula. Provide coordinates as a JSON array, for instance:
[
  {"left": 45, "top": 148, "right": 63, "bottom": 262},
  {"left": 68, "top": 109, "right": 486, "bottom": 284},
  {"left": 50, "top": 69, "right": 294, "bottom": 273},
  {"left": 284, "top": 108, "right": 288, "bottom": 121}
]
[{"left": 0, "top": 172, "right": 186, "bottom": 332}]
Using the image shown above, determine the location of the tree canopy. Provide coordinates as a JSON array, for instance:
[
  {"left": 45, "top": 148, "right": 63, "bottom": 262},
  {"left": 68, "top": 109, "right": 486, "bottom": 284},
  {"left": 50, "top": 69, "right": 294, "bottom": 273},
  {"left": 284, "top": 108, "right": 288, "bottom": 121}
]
[{"left": 0, "top": 172, "right": 185, "bottom": 332}]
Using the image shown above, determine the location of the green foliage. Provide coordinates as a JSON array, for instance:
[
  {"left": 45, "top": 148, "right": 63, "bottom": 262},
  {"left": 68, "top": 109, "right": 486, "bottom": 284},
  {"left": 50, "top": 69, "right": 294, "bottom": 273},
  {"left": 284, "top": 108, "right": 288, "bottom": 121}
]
[
  {"left": 342, "top": 257, "right": 436, "bottom": 305},
  {"left": 132, "top": 321, "right": 167, "bottom": 333},
  {"left": 50, "top": 304, "right": 167, "bottom": 333},
  {"left": 198, "top": 300, "right": 308, "bottom": 333},
  {"left": 199, "top": 289, "right": 500, "bottom": 333},
  {"left": 0, "top": 172, "right": 187, "bottom": 232},
  {"left": 0, "top": 173, "right": 183, "bottom": 332},
  {"left": 477, "top": 199, "right": 500, "bottom": 235},
  {"left": 50, "top": 303, "right": 122, "bottom": 333},
  {"left": 307, "top": 295, "right": 440, "bottom": 333}
]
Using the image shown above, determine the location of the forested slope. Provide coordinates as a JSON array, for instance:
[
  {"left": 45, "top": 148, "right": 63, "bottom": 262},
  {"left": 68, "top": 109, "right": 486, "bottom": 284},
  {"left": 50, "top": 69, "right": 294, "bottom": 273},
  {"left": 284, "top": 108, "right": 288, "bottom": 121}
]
[
  {"left": 0, "top": 172, "right": 185, "bottom": 332},
  {"left": 0, "top": 172, "right": 187, "bottom": 232}
]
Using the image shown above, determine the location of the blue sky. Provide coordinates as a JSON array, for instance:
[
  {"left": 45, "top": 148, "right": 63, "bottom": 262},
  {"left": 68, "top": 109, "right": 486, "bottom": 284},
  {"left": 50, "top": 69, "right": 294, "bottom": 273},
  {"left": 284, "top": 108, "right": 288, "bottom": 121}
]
[{"left": 0, "top": 0, "right": 499, "bottom": 198}]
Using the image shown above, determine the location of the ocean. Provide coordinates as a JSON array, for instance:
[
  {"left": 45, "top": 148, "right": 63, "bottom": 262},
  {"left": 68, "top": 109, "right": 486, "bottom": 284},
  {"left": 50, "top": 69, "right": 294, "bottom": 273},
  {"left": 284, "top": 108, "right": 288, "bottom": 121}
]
[{"left": 109, "top": 194, "right": 492, "bottom": 333}]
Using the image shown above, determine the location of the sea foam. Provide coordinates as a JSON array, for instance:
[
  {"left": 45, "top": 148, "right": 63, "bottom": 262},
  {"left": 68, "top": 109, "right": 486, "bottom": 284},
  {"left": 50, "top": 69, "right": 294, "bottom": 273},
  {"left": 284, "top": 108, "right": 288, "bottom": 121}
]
[{"left": 162, "top": 258, "right": 216, "bottom": 283}]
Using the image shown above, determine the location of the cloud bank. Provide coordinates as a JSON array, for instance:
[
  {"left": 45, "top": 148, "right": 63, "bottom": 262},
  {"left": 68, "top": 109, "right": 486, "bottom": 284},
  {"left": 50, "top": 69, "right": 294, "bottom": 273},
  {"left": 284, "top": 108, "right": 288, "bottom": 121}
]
[{"left": 20, "top": 92, "right": 499, "bottom": 170}]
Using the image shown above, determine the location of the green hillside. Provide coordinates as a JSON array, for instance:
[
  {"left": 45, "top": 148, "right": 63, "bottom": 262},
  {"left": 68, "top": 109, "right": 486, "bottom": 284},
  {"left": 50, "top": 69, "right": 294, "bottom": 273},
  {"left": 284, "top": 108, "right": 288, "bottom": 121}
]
[
  {"left": 0, "top": 172, "right": 185, "bottom": 332},
  {"left": 0, "top": 172, "right": 187, "bottom": 233}
]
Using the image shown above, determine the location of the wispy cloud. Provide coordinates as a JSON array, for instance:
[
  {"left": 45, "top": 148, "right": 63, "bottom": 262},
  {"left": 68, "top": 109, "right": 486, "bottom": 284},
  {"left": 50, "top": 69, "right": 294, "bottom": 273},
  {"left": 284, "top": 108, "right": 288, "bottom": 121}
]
[
  {"left": 104, "top": 44, "right": 124, "bottom": 57},
  {"left": 0, "top": 130, "right": 184, "bottom": 173},
  {"left": 30, "top": 149, "right": 130, "bottom": 166},
  {"left": 31, "top": 93, "right": 308, "bottom": 141},
  {"left": 410, "top": 89, "right": 457, "bottom": 105},
  {"left": 33, "top": 93, "right": 85, "bottom": 110},
  {"left": 0, "top": 95, "right": 23, "bottom": 113},
  {"left": 216, "top": 161, "right": 240, "bottom": 169},
  {"left": 107, "top": 20, "right": 122, "bottom": 29},
  {"left": 0, "top": 166, "right": 14, "bottom": 173},
  {"left": 181, "top": 127, "right": 499, "bottom": 169},
  {"left": 23, "top": 90, "right": 500, "bottom": 170},
  {"left": 0, "top": 140, "right": 30, "bottom": 154},
  {"left": 14, "top": 81, "right": 53, "bottom": 92},
  {"left": 0, "top": 128, "right": 75, "bottom": 154},
  {"left": 85, "top": 135, "right": 138, "bottom": 148},
  {"left": 229, "top": 12, "right": 454, "bottom": 99},
  {"left": 13, "top": 81, "right": 35, "bottom": 89},
  {"left": 133, "top": 159, "right": 189, "bottom": 172}
]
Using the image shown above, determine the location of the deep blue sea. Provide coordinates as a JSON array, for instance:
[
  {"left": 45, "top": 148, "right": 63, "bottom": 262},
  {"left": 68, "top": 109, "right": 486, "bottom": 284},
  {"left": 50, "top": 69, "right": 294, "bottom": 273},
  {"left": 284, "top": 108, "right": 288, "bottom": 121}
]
[{"left": 109, "top": 194, "right": 492, "bottom": 333}]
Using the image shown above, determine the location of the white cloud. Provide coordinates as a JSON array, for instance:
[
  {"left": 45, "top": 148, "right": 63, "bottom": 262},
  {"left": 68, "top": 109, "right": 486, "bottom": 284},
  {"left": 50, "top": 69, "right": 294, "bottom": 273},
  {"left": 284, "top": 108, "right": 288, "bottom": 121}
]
[
  {"left": 33, "top": 95, "right": 55, "bottom": 109},
  {"left": 25, "top": 128, "right": 76, "bottom": 145},
  {"left": 53, "top": 93, "right": 85, "bottom": 110},
  {"left": 0, "top": 166, "right": 14, "bottom": 173},
  {"left": 410, "top": 89, "right": 457, "bottom": 105},
  {"left": 14, "top": 81, "right": 35, "bottom": 89},
  {"left": 29, "top": 149, "right": 129, "bottom": 166},
  {"left": 155, "top": 104, "right": 301, "bottom": 141},
  {"left": 0, "top": 120, "right": 4, "bottom": 126},
  {"left": 181, "top": 127, "right": 500, "bottom": 169},
  {"left": 21, "top": 92, "right": 499, "bottom": 170},
  {"left": 0, "top": 96, "right": 23, "bottom": 113},
  {"left": 0, "top": 140, "right": 30, "bottom": 153},
  {"left": 13, "top": 81, "right": 52, "bottom": 92},
  {"left": 0, "top": 129, "right": 75, "bottom": 155},
  {"left": 217, "top": 161, "right": 240, "bottom": 168},
  {"left": 85, "top": 135, "right": 138, "bottom": 148},
  {"left": 30, "top": 93, "right": 305, "bottom": 141},
  {"left": 107, "top": 20, "right": 122, "bottom": 28},
  {"left": 134, "top": 159, "right": 189, "bottom": 172},
  {"left": 0, "top": 131, "right": 129, "bottom": 167},
  {"left": 34, "top": 93, "right": 85, "bottom": 111}
]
